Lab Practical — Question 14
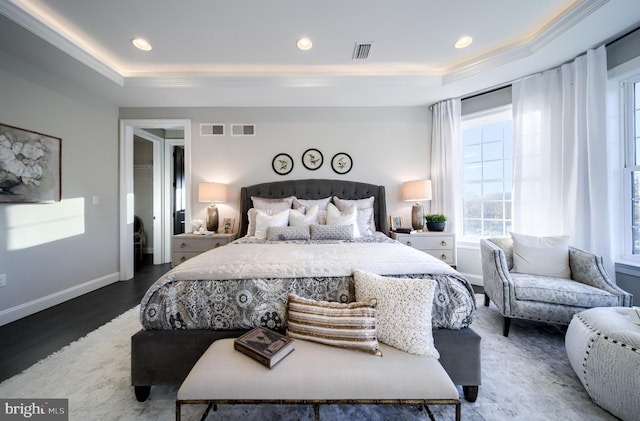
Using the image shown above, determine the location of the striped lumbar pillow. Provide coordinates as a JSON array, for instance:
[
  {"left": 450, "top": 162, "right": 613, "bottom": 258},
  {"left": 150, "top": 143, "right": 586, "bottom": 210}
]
[{"left": 286, "top": 293, "right": 382, "bottom": 356}]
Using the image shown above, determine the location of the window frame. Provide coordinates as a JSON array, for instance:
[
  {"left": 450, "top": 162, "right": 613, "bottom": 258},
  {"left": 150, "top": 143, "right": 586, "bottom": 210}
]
[
  {"left": 622, "top": 77, "right": 640, "bottom": 260},
  {"left": 458, "top": 105, "right": 513, "bottom": 244}
]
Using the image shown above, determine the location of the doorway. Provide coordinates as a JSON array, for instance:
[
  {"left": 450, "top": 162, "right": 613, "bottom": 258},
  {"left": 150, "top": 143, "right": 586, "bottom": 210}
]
[{"left": 119, "top": 119, "right": 191, "bottom": 281}]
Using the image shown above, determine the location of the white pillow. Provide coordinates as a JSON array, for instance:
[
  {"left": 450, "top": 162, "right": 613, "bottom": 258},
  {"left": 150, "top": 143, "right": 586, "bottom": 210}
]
[
  {"left": 326, "top": 203, "right": 360, "bottom": 238},
  {"left": 289, "top": 205, "right": 319, "bottom": 226},
  {"left": 293, "top": 197, "right": 332, "bottom": 211},
  {"left": 251, "top": 196, "right": 294, "bottom": 211},
  {"left": 333, "top": 196, "right": 376, "bottom": 236},
  {"left": 511, "top": 232, "right": 571, "bottom": 278},
  {"left": 254, "top": 209, "right": 290, "bottom": 240},
  {"left": 354, "top": 271, "right": 439, "bottom": 357}
]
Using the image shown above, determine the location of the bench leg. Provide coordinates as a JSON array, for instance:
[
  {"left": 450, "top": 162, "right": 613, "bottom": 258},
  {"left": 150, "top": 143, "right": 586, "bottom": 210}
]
[{"left": 314, "top": 403, "right": 320, "bottom": 421}]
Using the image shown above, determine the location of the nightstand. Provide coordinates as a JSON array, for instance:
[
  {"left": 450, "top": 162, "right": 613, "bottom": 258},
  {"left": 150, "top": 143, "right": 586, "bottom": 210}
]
[
  {"left": 171, "top": 232, "right": 237, "bottom": 267},
  {"left": 390, "top": 231, "right": 456, "bottom": 267}
]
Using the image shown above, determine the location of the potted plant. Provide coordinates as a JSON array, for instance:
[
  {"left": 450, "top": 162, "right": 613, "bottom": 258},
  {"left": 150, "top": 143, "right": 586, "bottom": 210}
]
[{"left": 425, "top": 214, "right": 447, "bottom": 231}]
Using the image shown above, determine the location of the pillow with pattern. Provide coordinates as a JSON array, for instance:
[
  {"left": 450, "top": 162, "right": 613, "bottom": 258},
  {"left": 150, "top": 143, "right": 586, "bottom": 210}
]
[
  {"left": 310, "top": 224, "right": 354, "bottom": 241},
  {"left": 286, "top": 293, "right": 382, "bottom": 356},
  {"left": 267, "top": 225, "right": 311, "bottom": 241},
  {"left": 354, "top": 271, "right": 439, "bottom": 357}
]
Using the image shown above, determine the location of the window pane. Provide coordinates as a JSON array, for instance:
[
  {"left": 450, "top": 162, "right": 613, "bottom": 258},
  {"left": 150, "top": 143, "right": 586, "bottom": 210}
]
[
  {"left": 482, "top": 122, "right": 503, "bottom": 142},
  {"left": 463, "top": 144, "right": 481, "bottom": 164},
  {"left": 483, "top": 201, "right": 504, "bottom": 219},
  {"left": 463, "top": 126, "right": 481, "bottom": 146},
  {"left": 634, "top": 172, "right": 640, "bottom": 198},
  {"left": 464, "top": 219, "right": 482, "bottom": 236},
  {"left": 483, "top": 181, "right": 504, "bottom": 198},
  {"left": 484, "top": 220, "right": 505, "bottom": 237},
  {"left": 463, "top": 198, "right": 481, "bottom": 218},
  {"left": 463, "top": 163, "right": 482, "bottom": 181},
  {"left": 633, "top": 227, "right": 640, "bottom": 255},
  {"left": 483, "top": 160, "right": 504, "bottom": 180},
  {"left": 483, "top": 141, "right": 503, "bottom": 161}
]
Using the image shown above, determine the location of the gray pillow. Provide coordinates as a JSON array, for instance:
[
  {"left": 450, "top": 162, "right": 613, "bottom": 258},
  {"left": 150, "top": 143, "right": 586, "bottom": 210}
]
[
  {"left": 267, "top": 225, "right": 311, "bottom": 241},
  {"left": 310, "top": 224, "right": 355, "bottom": 241}
]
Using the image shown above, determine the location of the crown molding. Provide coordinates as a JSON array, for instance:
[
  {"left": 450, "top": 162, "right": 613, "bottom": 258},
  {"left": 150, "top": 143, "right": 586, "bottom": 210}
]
[
  {"left": 443, "top": 0, "right": 609, "bottom": 84},
  {"left": 0, "top": 0, "right": 124, "bottom": 86}
]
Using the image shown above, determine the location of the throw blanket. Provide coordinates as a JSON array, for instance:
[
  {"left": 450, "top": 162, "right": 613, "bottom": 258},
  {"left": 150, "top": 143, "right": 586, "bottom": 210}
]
[{"left": 141, "top": 234, "right": 475, "bottom": 331}]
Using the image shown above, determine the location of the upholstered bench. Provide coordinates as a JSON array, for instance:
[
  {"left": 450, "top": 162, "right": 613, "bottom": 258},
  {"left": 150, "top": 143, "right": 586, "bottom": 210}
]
[
  {"left": 176, "top": 338, "right": 461, "bottom": 421},
  {"left": 565, "top": 307, "right": 640, "bottom": 421}
]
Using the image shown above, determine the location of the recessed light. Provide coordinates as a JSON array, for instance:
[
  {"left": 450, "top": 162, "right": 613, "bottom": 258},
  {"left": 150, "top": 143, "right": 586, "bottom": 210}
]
[
  {"left": 296, "top": 37, "right": 313, "bottom": 51},
  {"left": 454, "top": 36, "right": 473, "bottom": 49},
  {"left": 132, "top": 38, "right": 152, "bottom": 51}
]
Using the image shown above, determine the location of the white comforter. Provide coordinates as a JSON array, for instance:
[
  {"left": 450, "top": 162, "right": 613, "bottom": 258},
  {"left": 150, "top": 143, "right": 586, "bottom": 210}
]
[{"left": 168, "top": 238, "right": 459, "bottom": 281}]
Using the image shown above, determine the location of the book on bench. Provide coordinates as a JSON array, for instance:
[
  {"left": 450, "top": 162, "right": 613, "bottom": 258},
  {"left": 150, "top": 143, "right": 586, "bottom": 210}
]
[{"left": 234, "top": 326, "right": 295, "bottom": 368}]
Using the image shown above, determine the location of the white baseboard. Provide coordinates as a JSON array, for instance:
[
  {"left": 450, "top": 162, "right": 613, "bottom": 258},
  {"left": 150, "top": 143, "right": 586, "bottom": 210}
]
[{"left": 0, "top": 272, "right": 120, "bottom": 326}]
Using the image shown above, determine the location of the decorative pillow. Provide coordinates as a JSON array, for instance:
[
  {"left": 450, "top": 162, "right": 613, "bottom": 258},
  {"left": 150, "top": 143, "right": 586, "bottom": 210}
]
[
  {"left": 333, "top": 196, "right": 376, "bottom": 236},
  {"left": 354, "top": 271, "right": 439, "bottom": 357},
  {"left": 310, "top": 224, "right": 355, "bottom": 241},
  {"left": 293, "top": 197, "right": 332, "bottom": 211},
  {"left": 317, "top": 210, "right": 328, "bottom": 225},
  {"left": 251, "top": 196, "right": 294, "bottom": 211},
  {"left": 246, "top": 208, "right": 275, "bottom": 237},
  {"left": 289, "top": 205, "right": 319, "bottom": 226},
  {"left": 254, "top": 209, "right": 290, "bottom": 240},
  {"left": 326, "top": 203, "right": 360, "bottom": 237},
  {"left": 511, "top": 232, "right": 571, "bottom": 278},
  {"left": 267, "top": 225, "right": 311, "bottom": 241},
  {"left": 286, "top": 293, "right": 382, "bottom": 356}
]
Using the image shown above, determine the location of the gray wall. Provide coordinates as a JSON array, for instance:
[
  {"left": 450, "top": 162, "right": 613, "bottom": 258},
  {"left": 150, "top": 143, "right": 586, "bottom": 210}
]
[
  {"left": 0, "top": 50, "right": 119, "bottom": 324},
  {"left": 119, "top": 107, "right": 433, "bottom": 228}
]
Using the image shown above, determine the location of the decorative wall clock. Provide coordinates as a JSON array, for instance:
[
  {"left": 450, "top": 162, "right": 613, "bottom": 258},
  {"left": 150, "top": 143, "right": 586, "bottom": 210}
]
[
  {"left": 272, "top": 153, "right": 294, "bottom": 175},
  {"left": 331, "top": 152, "right": 352, "bottom": 175},
  {"left": 302, "top": 148, "right": 323, "bottom": 170}
]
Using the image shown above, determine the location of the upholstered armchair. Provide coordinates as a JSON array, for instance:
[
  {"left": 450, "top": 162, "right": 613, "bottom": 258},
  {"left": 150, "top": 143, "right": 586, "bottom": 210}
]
[{"left": 480, "top": 237, "right": 632, "bottom": 336}]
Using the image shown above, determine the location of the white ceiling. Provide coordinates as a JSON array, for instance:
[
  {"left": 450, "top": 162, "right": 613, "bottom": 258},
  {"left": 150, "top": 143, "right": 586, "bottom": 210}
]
[{"left": 1, "top": 0, "right": 640, "bottom": 107}]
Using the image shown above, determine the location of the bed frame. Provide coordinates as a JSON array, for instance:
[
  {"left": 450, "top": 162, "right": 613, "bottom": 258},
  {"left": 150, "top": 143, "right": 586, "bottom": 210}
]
[{"left": 131, "top": 179, "right": 481, "bottom": 402}]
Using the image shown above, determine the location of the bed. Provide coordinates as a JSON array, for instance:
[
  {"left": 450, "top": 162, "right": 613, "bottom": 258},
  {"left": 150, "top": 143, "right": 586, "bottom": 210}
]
[{"left": 131, "top": 179, "right": 481, "bottom": 402}]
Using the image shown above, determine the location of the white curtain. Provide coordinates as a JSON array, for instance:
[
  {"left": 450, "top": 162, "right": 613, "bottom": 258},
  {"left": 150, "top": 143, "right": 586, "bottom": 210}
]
[
  {"left": 512, "top": 45, "right": 612, "bottom": 269},
  {"left": 430, "top": 98, "right": 461, "bottom": 229}
]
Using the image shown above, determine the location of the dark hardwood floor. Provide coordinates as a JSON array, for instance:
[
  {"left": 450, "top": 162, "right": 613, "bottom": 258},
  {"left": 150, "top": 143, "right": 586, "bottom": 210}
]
[{"left": 0, "top": 256, "right": 170, "bottom": 382}]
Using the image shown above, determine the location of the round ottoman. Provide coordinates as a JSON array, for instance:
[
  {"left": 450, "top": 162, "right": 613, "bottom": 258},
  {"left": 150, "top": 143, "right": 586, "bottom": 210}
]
[{"left": 565, "top": 307, "right": 640, "bottom": 421}]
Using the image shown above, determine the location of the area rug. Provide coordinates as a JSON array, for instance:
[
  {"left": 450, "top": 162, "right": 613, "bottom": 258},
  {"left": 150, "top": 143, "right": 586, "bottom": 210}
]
[{"left": 0, "top": 296, "right": 619, "bottom": 420}]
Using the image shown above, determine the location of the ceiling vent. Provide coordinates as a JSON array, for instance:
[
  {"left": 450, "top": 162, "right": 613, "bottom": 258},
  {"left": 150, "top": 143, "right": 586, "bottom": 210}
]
[
  {"left": 231, "top": 124, "right": 256, "bottom": 136},
  {"left": 352, "top": 42, "right": 373, "bottom": 60},
  {"left": 200, "top": 123, "right": 224, "bottom": 136}
]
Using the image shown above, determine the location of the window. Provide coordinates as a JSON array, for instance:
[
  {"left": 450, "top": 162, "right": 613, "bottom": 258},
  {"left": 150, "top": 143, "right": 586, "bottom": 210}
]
[
  {"left": 460, "top": 106, "right": 513, "bottom": 241},
  {"left": 625, "top": 79, "right": 640, "bottom": 256}
]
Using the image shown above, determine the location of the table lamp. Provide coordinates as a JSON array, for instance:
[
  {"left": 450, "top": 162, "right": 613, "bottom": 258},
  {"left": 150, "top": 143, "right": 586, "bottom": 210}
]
[
  {"left": 198, "top": 182, "right": 227, "bottom": 232},
  {"left": 402, "top": 179, "right": 432, "bottom": 230}
]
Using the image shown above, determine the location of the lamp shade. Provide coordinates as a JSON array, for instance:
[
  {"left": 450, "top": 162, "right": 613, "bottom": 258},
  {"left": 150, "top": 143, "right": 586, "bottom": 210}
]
[
  {"left": 198, "top": 182, "right": 227, "bottom": 203},
  {"left": 402, "top": 179, "right": 432, "bottom": 202}
]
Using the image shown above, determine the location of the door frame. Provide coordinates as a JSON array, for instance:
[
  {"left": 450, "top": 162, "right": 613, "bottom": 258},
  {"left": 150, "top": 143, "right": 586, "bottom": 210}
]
[{"left": 119, "top": 119, "right": 191, "bottom": 280}]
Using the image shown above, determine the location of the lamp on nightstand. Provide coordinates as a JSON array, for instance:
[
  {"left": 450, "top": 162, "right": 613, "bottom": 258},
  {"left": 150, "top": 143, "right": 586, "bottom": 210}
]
[
  {"left": 402, "top": 179, "right": 432, "bottom": 231},
  {"left": 198, "top": 182, "right": 227, "bottom": 232}
]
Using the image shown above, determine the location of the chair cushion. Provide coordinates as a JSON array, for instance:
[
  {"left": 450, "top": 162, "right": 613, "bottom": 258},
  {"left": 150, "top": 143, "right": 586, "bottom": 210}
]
[{"left": 511, "top": 273, "right": 620, "bottom": 308}]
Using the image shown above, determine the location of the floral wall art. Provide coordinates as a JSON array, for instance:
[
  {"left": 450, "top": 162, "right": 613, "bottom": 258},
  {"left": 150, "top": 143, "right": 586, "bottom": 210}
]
[{"left": 0, "top": 123, "right": 61, "bottom": 203}]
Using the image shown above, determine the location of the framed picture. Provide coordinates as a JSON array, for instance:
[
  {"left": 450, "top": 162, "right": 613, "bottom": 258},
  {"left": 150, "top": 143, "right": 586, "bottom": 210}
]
[
  {"left": 0, "top": 123, "right": 61, "bottom": 203},
  {"left": 302, "top": 148, "right": 323, "bottom": 170},
  {"left": 331, "top": 152, "right": 352, "bottom": 175},
  {"left": 272, "top": 153, "right": 293, "bottom": 175},
  {"left": 389, "top": 215, "right": 404, "bottom": 231},
  {"left": 223, "top": 217, "right": 235, "bottom": 234}
]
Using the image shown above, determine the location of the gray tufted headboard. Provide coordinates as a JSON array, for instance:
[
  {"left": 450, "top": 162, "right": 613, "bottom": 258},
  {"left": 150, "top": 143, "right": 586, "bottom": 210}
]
[{"left": 239, "top": 179, "right": 388, "bottom": 237}]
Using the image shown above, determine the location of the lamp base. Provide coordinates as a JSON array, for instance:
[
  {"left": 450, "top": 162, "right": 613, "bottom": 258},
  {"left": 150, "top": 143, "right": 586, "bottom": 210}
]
[
  {"left": 206, "top": 204, "right": 219, "bottom": 232},
  {"left": 411, "top": 203, "right": 424, "bottom": 231}
]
